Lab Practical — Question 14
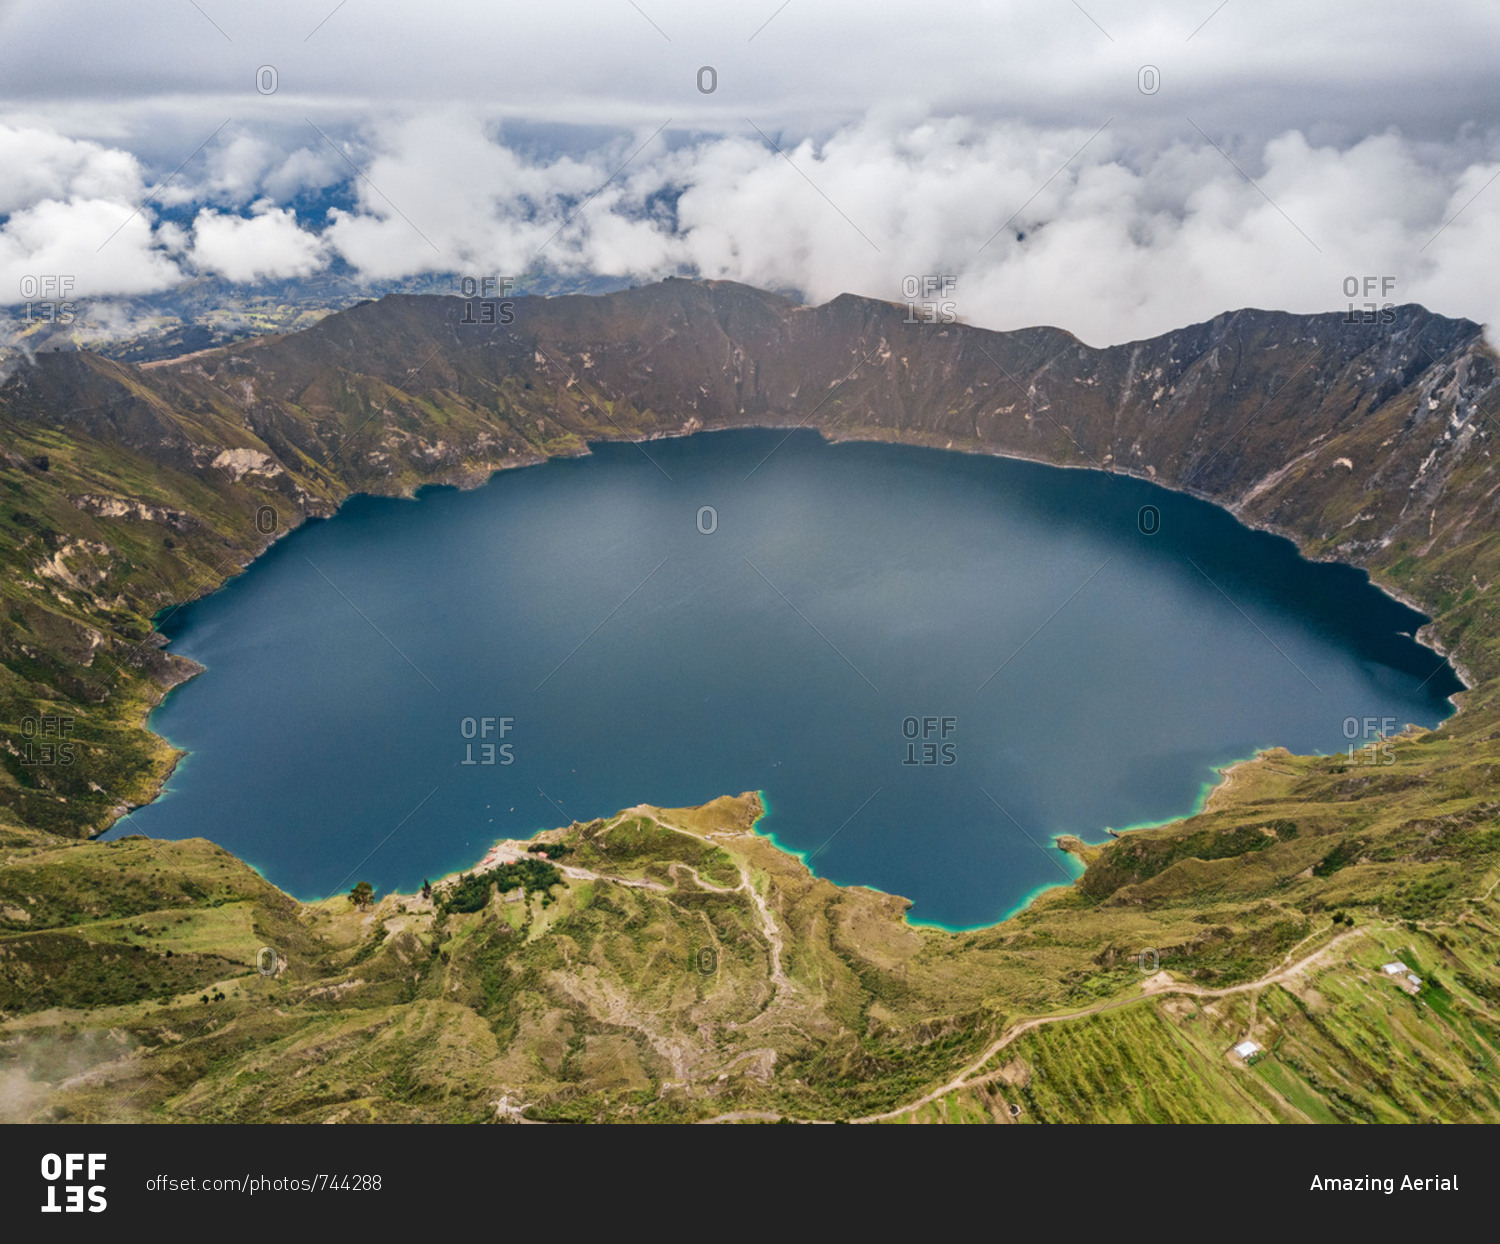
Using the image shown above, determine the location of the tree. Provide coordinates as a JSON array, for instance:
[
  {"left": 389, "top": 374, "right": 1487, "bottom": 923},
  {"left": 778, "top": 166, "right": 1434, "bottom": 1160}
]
[
  {"left": 349, "top": 880, "right": 375, "bottom": 909},
  {"left": 421, "top": 878, "right": 432, "bottom": 900}
]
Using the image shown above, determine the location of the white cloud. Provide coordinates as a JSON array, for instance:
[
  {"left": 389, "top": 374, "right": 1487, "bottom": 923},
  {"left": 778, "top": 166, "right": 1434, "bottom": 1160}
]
[
  {"left": 4, "top": 109, "right": 1500, "bottom": 348},
  {"left": 261, "top": 146, "right": 345, "bottom": 201},
  {"left": 0, "top": 122, "right": 180, "bottom": 304},
  {"left": 187, "top": 203, "right": 326, "bottom": 283},
  {"left": 0, "top": 197, "right": 180, "bottom": 301},
  {"left": 320, "top": 111, "right": 605, "bottom": 279},
  {"left": 513, "top": 116, "right": 1500, "bottom": 345},
  {"left": 191, "top": 133, "right": 279, "bottom": 206},
  {"left": 0, "top": 124, "right": 146, "bottom": 215}
]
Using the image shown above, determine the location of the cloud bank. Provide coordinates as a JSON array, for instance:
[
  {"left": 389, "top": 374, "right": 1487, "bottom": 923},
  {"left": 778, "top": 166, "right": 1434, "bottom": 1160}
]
[{"left": 4, "top": 110, "right": 1498, "bottom": 346}]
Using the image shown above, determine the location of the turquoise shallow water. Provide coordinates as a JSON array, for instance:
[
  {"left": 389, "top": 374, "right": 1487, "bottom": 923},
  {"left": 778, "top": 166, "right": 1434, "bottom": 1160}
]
[{"left": 110, "top": 429, "right": 1461, "bottom": 928}]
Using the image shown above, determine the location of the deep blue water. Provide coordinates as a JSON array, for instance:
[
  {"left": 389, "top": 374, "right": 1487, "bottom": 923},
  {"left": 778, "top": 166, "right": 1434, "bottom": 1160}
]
[{"left": 110, "top": 430, "right": 1461, "bottom": 928}]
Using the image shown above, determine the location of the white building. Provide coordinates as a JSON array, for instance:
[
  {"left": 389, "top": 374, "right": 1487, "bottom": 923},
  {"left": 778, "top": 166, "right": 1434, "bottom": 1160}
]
[
  {"left": 1233, "top": 1040, "right": 1261, "bottom": 1060},
  {"left": 1382, "top": 961, "right": 1408, "bottom": 976}
]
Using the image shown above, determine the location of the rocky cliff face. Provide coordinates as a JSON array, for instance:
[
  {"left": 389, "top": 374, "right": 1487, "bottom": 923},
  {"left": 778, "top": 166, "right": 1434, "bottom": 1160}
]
[{"left": 1, "top": 279, "right": 1496, "bottom": 835}]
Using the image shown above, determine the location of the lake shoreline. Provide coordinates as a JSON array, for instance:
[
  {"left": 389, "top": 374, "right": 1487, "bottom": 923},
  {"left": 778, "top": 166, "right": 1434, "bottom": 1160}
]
[{"left": 107, "top": 423, "right": 1470, "bottom": 936}]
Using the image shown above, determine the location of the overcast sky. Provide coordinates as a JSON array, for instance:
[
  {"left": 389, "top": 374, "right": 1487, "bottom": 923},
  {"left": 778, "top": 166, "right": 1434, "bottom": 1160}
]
[{"left": 3, "top": 0, "right": 1499, "bottom": 343}]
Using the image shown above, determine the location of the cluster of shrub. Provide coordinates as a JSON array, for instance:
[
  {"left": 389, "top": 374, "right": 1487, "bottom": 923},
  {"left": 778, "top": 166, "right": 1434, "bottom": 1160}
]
[{"left": 442, "top": 857, "right": 564, "bottom": 914}]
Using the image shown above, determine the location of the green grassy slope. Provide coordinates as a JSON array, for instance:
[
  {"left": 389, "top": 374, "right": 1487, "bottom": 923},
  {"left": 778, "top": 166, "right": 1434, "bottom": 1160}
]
[{"left": 3, "top": 791, "right": 1498, "bottom": 1123}]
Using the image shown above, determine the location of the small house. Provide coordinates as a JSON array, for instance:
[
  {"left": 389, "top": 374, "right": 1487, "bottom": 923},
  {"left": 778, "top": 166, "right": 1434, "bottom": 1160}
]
[
  {"left": 1233, "top": 1040, "right": 1260, "bottom": 1060},
  {"left": 1382, "top": 961, "right": 1408, "bottom": 976}
]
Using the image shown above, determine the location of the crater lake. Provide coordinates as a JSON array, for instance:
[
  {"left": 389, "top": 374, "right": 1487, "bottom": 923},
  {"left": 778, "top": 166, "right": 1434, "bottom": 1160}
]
[{"left": 109, "top": 429, "right": 1462, "bottom": 928}]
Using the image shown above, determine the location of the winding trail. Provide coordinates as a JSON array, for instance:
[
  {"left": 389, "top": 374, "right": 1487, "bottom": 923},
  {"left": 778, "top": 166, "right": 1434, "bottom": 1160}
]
[
  {"left": 693, "top": 925, "right": 1367, "bottom": 1124},
  {"left": 472, "top": 793, "right": 1500, "bottom": 1124},
  {"left": 850, "top": 926, "right": 1364, "bottom": 1123},
  {"left": 740, "top": 862, "right": 792, "bottom": 998},
  {"left": 628, "top": 812, "right": 1361, "bottom": 1123},
  {"left": 484, "top": 812, "right": 794, "bottom": 1007},
  {"left": 483, "top": 804, "right": 1490, "bottom": 1124},
  {"left": 650, "top": 813, "right": 793, "bottom": 1003},
  {"left": 485, "top": 810, "right": 1398, "bottom": 1124}
]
